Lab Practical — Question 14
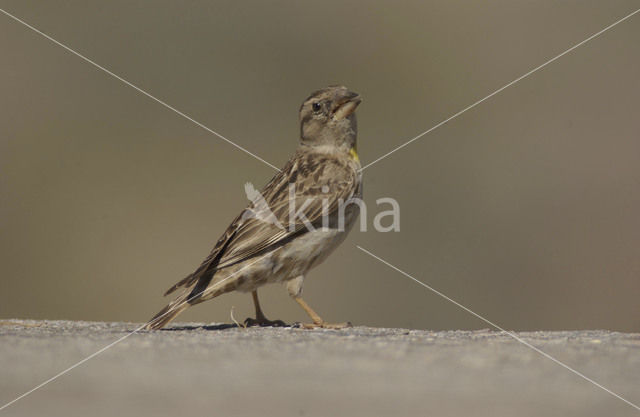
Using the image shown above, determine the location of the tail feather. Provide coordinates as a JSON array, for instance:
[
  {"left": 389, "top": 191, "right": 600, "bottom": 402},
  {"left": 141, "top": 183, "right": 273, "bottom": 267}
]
[
  {"left": 144, "top": 293, "right": 191, "bottom": 330},
  {"left": 148, "top": 262, "right": 226, "bottom": 330},
  {"left": 163, "top": 273, "right": 197, "bottom": 296}
]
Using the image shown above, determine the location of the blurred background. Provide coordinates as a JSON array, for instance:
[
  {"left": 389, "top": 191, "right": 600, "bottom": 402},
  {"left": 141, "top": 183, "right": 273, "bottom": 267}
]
[{"left": 1, "top": 0, "right": 639, "bottom": 331}]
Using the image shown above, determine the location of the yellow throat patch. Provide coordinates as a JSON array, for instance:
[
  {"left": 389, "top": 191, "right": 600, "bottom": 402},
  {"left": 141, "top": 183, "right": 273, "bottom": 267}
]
[{"left": 349, "top": 146, "right": 360, "bottom": 163}]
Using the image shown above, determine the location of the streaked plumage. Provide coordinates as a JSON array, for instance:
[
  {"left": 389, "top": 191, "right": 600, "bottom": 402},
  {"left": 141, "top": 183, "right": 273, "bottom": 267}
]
[{"left": 145, "top": 86, "right": 362, "bottom": 330}]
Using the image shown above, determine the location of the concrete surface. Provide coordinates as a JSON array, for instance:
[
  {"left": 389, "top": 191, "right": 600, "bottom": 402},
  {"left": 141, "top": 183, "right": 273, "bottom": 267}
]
[{"left": 0, "top": 320, "right": 639, "bottom": 416}]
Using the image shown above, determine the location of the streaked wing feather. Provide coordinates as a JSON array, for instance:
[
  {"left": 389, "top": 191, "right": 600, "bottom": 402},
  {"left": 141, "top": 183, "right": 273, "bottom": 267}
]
[
  {"left": 215, "top": 150, "right": 358, "bottom": 269},
  {"left": 165, "top": 149, "right": 358, "bottom": 296}
]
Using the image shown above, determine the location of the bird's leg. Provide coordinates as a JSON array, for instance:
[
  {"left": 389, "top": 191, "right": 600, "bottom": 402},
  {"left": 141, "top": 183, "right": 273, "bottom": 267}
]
[
  {"left": 293, "top": 296, "right": 323, "bottom": 324},
  {"left": 244, "top": 290, "right": 286, "bottom": 327},
  {"left": 293, "top": 296, "right": 351, "bottom": 329},
  {"left": 287, "top": 276, "right": 351, "bottom": 329}
]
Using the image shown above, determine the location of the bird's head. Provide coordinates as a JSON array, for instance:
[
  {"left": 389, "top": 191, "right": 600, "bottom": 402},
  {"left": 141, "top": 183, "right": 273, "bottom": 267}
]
[{"left": 299, "top": 85, "right": 361, "bottom": 152}]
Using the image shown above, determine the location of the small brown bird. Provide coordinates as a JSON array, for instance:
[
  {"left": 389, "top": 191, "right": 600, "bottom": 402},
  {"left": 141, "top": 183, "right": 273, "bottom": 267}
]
[{"left": 145, "top": 86, "right": 362, "bottom": 330}]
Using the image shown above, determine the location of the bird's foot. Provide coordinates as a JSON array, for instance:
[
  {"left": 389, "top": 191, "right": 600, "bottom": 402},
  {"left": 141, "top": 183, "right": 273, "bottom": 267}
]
[
  {"left": 294, "top": 321, "right": 352, "bottom": 329},
  {"left": 244, "top": 316, "right": 287, "bottom": 327}
]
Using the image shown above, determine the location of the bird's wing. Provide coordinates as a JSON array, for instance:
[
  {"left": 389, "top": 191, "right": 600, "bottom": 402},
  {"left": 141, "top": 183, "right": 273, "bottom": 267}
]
[
  {"left": 163, "top": 149, "right": 359, "bottom": 296},
  {"left": 215, "top": 150, "right": 359, "bottom": 269}
]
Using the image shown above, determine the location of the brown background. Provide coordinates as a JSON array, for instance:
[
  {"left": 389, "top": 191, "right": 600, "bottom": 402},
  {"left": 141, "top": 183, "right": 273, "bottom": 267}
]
[{"left": 1, "top": 0, "right": 639, "bottom": 331}]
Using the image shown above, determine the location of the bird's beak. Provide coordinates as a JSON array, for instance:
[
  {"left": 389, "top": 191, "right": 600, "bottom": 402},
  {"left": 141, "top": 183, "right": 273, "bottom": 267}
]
[{"left": 332, "top": 91, "right": 362, "bottom": 120}]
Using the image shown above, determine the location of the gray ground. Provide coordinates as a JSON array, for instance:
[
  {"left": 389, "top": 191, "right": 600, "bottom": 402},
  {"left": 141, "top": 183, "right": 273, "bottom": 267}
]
[{"left": 0, "top": 320, "right": 638, "bottom": 417}]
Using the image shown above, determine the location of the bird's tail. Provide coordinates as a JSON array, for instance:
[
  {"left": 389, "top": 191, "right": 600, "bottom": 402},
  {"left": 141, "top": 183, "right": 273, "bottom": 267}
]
[{"left": 144, "top": 292, "right": 191, "bottom": 330}]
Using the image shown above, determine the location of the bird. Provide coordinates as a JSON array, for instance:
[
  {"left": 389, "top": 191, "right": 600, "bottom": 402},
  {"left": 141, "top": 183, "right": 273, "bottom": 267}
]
[{"left": 144, "top": 85, "right": 362, "bottom": 330}]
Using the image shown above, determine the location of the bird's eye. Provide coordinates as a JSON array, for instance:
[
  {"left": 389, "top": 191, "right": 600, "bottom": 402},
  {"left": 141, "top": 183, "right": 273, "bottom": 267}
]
[{"left": 312, "top": 102, "right": 322, "bottom": 112}]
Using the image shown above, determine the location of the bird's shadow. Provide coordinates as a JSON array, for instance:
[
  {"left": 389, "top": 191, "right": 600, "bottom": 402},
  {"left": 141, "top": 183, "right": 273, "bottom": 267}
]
[
  {"left": 159, "top": 322, "right": 294, "bottom": 331},
  {"left": 160, "top": 323, "right": 240, "bottom": 331}
]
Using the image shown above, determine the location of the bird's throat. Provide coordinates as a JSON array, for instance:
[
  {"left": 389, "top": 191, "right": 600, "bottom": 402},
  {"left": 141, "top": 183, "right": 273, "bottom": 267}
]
[{"left": 349, "top": 146, "right": 360, "bottom": 163}]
